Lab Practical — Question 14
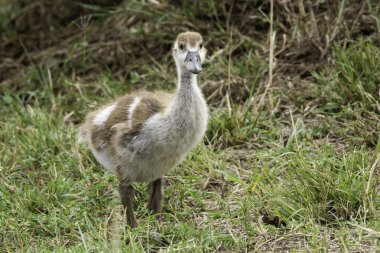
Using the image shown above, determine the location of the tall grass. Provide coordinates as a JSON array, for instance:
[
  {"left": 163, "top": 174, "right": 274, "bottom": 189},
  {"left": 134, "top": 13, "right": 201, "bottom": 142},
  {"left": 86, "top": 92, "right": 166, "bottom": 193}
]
[{"left": 315, "top": 39, "right": 380, "bottom": 110}]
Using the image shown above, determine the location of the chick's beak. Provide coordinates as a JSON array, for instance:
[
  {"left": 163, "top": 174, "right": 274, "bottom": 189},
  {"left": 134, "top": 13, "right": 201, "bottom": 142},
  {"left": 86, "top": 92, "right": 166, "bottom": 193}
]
[{"left": 185, "top": 51, "right": 202, "bottom": 74}]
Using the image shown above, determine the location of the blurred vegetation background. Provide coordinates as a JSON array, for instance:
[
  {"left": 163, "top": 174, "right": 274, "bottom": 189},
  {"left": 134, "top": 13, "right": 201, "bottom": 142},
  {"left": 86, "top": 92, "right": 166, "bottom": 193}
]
[{"left": 0, "top": 0, "right": 379, "bottom": 252}]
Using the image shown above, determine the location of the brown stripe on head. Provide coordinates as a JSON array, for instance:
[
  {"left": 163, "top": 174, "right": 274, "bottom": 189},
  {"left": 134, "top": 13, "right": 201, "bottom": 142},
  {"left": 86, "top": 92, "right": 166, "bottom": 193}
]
[{"left": 175, "top": 31, "right": 203, "bottom": 48}]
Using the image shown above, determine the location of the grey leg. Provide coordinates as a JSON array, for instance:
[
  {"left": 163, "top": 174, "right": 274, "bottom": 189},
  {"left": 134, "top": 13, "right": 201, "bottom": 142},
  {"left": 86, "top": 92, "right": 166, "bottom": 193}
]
[
  {"left": 147, "top": 177, "right": 165, "bottom": 214},
  {"left": 119, "top": 181, "right": 138, "bottom": 228}
]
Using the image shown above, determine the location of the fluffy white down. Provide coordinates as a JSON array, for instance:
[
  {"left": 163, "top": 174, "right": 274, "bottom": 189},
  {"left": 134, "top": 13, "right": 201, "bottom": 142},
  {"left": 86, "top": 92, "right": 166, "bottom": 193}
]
[
  {"left": 83, "top": 70, "right": 208, "bottom": 183},
  {"left": 90, "top": 146, "right": 115, "bottom": 173},
  {"left": 127, "top": 97, "right": 141, "bottom": 129},
  {"left": 86, "top": 103, "right": 117, "bottom": 173},
  {"left": 93, "top": 104, "right": 116, "bottom": 126},
  {"left": 113, "top": 77, "right": 209, "bottom": 183}
]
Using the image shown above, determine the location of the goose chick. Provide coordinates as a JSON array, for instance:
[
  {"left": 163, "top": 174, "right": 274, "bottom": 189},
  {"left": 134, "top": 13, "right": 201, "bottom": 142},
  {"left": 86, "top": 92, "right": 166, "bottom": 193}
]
[{"left": 78, "top": 32, "right": 208, "bottom": 227}]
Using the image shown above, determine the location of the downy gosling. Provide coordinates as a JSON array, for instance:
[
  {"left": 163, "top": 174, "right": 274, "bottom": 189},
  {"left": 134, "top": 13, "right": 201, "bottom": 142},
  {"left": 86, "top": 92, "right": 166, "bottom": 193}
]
[{"left": 78, "top": 32, "right": 209, "bottom": 227}]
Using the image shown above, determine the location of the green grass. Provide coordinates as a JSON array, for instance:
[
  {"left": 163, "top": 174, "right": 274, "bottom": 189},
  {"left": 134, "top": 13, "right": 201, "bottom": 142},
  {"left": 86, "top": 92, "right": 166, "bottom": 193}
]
[
  {"left": 1, "top": 1, "right": 380, "bottom": 252},
  {"left": 315, "top": 39, "right": 380, "bottom": 110},
  {"left": 1, "top": 43, "right": 379, "bottom": 251}
]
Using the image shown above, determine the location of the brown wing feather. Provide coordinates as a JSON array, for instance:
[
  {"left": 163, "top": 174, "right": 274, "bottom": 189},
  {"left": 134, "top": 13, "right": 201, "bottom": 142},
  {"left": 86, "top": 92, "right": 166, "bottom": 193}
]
[{"left": 86, "top": 91, "right": 174, "bottom": 152}]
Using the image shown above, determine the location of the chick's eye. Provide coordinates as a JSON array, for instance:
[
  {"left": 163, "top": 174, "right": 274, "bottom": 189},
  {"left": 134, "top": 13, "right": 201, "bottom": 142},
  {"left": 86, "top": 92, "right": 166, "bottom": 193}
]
[
  {"left": 199, "top": 43, "right": 203, "bottom": 49},
  {"left": 179, "top": 44, "right": 185, "bottom": 51}
]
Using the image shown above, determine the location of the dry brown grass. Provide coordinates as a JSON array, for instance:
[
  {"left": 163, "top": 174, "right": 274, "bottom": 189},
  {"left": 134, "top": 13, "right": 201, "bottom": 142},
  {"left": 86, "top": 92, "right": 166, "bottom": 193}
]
[{"left": 1, "top": 0, "right": 378, "bottom": 92}]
